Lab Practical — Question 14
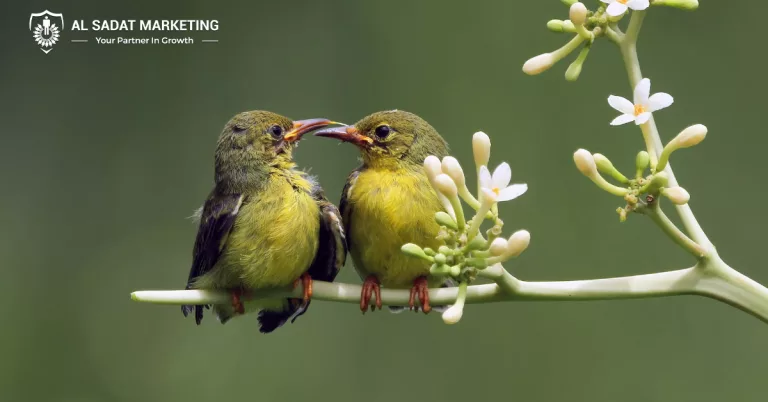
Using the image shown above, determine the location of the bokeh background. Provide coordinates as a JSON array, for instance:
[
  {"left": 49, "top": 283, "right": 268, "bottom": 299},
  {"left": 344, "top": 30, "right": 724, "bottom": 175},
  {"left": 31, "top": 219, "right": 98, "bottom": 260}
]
[{"left": 2, "top": 1, "right": 766, "bottom": 401}]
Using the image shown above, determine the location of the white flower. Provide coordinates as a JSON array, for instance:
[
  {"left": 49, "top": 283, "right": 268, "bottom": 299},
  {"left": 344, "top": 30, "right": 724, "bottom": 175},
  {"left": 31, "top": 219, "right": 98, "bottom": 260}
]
[
  {"left": 600, "top": 0, "right": 649, "bottom": 17},
  {"left": 478, "top": 163, "right": 527, "bottom": 202},
  {"left": 608, "top": 78, "right": 673, "bottom": 126}
]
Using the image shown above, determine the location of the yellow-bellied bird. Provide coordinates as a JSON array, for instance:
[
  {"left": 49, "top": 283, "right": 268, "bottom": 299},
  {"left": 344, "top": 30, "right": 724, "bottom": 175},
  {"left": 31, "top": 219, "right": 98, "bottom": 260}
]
[
  {"left": 182, "top": 111, "right": 346, "bottom": 333},
  {"left": 315, "top": 110, "right": 452, "bottom": 314}
]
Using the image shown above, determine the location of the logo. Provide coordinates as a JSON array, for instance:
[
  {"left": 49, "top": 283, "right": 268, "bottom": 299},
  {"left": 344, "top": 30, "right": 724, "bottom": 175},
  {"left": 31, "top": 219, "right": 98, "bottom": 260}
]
[{"left": 30, "top": 10, "right": 64, "bottom": 54}]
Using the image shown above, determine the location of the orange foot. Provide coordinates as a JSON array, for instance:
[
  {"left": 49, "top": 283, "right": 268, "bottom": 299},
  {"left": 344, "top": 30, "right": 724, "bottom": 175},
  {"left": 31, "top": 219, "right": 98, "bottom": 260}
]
[
  {"left": 409, "top": 276, "right": 431, "bottom": 314},
  {"left": 293, "top": 273, "right": 313, "bottom": 306},
  {"left": 230, "top": 289, "right": 245, "bottom": 315},
  {"left": 360, "top": 275, "right": 382, "bottom": 313}
]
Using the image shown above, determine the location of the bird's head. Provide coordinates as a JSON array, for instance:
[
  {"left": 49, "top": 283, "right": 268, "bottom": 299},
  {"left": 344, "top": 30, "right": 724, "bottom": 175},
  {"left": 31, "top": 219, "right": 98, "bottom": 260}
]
[
  {"left": 214, "top": 110, "right": 335, "bottom": 187},
  {"left": 314, "top": 110, "right": 448, "bottom": 170}
]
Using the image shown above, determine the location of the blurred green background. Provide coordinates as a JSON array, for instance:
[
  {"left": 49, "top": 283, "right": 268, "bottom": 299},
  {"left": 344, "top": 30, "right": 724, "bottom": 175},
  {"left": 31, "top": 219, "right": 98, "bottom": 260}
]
[{"left": 1, "top": 1, "right": 766, "bottom": 401}]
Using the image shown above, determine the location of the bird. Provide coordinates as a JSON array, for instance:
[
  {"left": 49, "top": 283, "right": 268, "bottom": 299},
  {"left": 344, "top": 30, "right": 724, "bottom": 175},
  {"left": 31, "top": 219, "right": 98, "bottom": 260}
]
[
  {"left": 181, "top": 110, "right": 346, "bottom": 333},
  {"left": 314, "top": 110, "right": 451, "bottom": 314}
]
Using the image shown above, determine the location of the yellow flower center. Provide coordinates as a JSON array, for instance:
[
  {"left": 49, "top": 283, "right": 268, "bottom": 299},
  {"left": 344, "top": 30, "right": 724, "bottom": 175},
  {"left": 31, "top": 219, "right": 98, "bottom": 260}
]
[
  {"left": 618, "top": 0, "right": 628, "bottom": 4},
  {"left": 492, "top": 187, "right": 501, "bottom": 196},
  {"left": 633, "top": 104, "right": 646, "bottom": 116}
]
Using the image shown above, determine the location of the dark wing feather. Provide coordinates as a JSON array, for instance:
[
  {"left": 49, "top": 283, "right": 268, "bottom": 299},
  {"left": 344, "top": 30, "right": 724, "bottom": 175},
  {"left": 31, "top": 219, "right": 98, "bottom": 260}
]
[
  {"left": 181, "top": 192, "right": 243, "bottom": 324},
  {"left": 306, "top": 187, "right": 347, "bottom": 283},
  {"left": 338, "top": 169, "right": 360, "bottom": 252}
]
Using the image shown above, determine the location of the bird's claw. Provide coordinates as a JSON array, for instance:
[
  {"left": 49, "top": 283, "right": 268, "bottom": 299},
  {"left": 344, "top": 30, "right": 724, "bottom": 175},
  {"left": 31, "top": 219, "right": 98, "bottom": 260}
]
[
  {"left": 360, "top": 275, "right": 382, "bottom": 313},
  {"left": 409, "top": 276, "right": 431, "bottom": 314},
  {"left": 294, "top": 273, "right": 313, "bottom": 306},
  {"left": 230, "top": 289, "right": 246, "bottom": 315}
]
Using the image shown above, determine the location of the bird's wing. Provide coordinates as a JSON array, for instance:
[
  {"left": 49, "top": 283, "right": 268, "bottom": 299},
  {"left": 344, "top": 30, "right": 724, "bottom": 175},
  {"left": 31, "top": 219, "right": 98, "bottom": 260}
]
[
  {"left": 338, "top": 169, "right": 359, "bottom": 250},
  {"left": 181, "top": 192, "right": 244, "bottom": 324},
  {"left": 339, "top": 169, "right": 373, "bottom": 280},
  {"left": 307, "top": 185, "right": 347, "bottom": 282}
]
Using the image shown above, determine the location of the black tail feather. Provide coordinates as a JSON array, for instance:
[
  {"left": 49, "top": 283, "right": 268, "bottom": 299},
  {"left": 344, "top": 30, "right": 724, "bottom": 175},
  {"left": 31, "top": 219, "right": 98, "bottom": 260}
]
[{"left": 257, "top": 298, "right": 307, "bottom": 333}]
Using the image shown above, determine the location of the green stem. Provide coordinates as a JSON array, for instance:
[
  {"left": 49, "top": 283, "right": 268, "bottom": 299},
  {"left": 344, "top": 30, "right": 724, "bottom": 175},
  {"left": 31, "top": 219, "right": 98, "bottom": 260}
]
[
  {"left": 129, "top": 259, "right": 768, "bottom": 323},
  {"left": 640, "top": 203, "right": 705, "bottom": 258},
  {"left": 617, "top": 11, "right": 712, "bottom": 250}
]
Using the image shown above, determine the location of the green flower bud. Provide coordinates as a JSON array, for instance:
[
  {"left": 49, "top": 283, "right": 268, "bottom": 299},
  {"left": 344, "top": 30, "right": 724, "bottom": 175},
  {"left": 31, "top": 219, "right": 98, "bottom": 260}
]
[
  {"left": 593, "top": 153, "right": 629, "bottom": 184},
  {"left": 565, "top": 45, "right": 590, "bottom": 82},
  {"left": 401, "top": 243, "right": 433, "bottom": 262},
  {"left": 635, "top": 150, "right": 650, "bottom": 177},
  {"left": 434, "top": 253, "right": 447, "bottom": 265},
  {"left": 435, "top": 211, "right": 458, "bottom": 230},
  {"left": 423, "top": 247, "right": 436, "bottom": 256},
  {"left": 547, "top": 19, "right": 565, "bottom": 32},
  {"left": 642, "top": 172, "right": 669, "bottom": 194},
  {"left": 465, "top": 235, "right": 488, "bottom": 251},
  {"left": 438, "top": 246, "right": 453, "bottom": 255},
  {"left": 449, "top": 265, "right": 461, "bottom": 277}
]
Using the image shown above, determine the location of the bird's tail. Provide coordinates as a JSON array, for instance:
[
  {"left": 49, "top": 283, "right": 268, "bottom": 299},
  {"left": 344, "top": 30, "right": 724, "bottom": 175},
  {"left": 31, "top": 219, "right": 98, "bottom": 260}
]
[
  {"left": 388, "top": 279, "right": 456, "bottom": 314},
  {"left": 257, "top": 298, "right": 308, "bottom": 333}
]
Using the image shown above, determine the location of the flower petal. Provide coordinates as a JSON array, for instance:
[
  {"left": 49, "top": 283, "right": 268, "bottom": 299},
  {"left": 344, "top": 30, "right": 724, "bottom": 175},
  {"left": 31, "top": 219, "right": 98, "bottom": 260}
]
[
  {"left": 627, "top": 0, "right": 650, "bottom": 10},
  {"left": 610, "top": 114, "right": 635, "bottom": 126},
  {"left": 634, "top": 78, "right": 650, "bottom": 105},
  {"left": 492, "top": 162, "right": 512, "bottom": 189},
  {"left": 648, "top": 92, "right": 673, "bottom": 112},
  {"left": 497, "top": 184, "right": 528, "bottom": 202},
  {"left": 634, "top": 112, "right": 652, "bottom": 125},
  {"left": 606, "top": 2, "right": 628, "bottom": 17},
  {"left": 607, "top": 95, "right": 634, "bottom": 115},
  {"left": 479, "top": 165, "right": 492, "bottom": 190},
  {"left": 481, "top": 188, "right": 498, "bottom": 204}
]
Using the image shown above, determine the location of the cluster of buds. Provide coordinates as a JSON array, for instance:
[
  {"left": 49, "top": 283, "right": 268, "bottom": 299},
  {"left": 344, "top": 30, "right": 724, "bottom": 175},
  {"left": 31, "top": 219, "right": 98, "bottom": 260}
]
[
  {"left": 523, "top": 0, "right": 699, "bottom": 81},
  {"left": 574, "top": 123, "right": 706, "bottom": 220},
  {"left": 401, "top": 132, "right": 531, "bottom": 324}
]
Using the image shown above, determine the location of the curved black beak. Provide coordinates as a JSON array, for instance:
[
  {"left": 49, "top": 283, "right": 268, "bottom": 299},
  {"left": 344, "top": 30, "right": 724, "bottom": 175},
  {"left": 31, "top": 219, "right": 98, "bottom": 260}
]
[{"left": 314, "top": 126, "right": 374, "bottom": 148}]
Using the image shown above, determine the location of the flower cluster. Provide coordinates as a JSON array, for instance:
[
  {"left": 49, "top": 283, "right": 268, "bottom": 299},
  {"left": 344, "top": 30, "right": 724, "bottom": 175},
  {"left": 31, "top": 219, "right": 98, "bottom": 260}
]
[
  {"left": 522, "top": 1, "right": 699, "bottom": 81},
  {"left": 401, "top": 132, "right": 530, "bottom": 324},
  {"left": 573, "top": 78, "right": 705, "bottom": 220}
]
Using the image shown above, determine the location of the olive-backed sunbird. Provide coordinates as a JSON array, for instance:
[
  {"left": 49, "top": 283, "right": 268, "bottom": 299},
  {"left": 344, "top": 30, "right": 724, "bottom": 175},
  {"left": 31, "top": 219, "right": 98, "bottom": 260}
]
[
  {"left": 314, "top": 110, "right": 452, "bottom": 314},
  {"left": 181, "top": 110, "right": 346, "bottom": 333}
]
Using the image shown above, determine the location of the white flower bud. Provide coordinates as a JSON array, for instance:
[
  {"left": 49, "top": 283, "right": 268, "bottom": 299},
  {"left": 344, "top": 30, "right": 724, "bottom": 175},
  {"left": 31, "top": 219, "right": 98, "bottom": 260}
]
[
  {"left": 523, "top": 53, "right": 555, "bottom": 75},
  {"left": 489, "top": 238, "right": 509, "bottom": 256},
  {"left": 672, "top": 124, "right": 707, "bottom": 149},
  {"left": 442, "top": 304, "right": 464, "bottom": 325},
  {"left": 573, "top": 149, "right": 597, "bottom": 178},
  {"left": 423, "top": 155, "right": 442, "bottom": 181},
  {"left": 435, "top": 174, "right": 458, "bottom": 197},
  {"left": 506, "top": 230, "right": 531, "bottom": 258},
  {"left": 663, "top": 187, "right": 690, "bottom": 205},
  {"left": 441, "top": 156, "right": 466, "bottom": 188},
  {"left": 569, "top": 2, "right": 588, "bottom": 26},
  {"left": 472, "top": 132, "right": 491, "bottom": 168}
]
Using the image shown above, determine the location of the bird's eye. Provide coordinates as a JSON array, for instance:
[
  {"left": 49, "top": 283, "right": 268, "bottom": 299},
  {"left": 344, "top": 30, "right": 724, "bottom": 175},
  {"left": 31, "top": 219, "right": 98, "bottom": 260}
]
[
  {"left": 374, "top": 125, "right": 391, "bottom": 139},
  {"left": 269, "top": 125, "right": 284, "bottom": 139},
  {"left": 232, "top": 125, "right": 247, "bottom": 134}
]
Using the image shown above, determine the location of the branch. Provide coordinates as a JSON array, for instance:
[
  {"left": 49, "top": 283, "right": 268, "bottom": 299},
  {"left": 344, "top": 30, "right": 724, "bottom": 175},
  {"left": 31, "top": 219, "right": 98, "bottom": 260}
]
[
  {"left": 130, "top": 261, "right": 768, "bottom": 323},
  {"left": 617, "top": 10, "right": 714, "bottom": 251}
]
